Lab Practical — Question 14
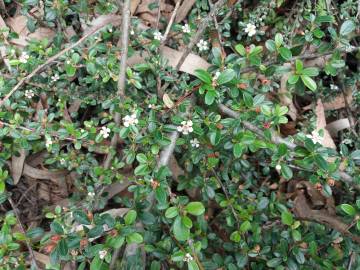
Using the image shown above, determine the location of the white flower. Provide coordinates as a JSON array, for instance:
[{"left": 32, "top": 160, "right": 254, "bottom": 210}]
[
  {"left": 190, "top": 138, "right": 200, "bottom": 148},
  {"left": 51, "top": 74, "right": 60, "bottom": 82},
  {"left": 213, "top": 71, "right": 221, "bottom": 81},
  {"left": 148, "top": 104, "right": 156, "bottom": 109},
  {"left": 88, "top": 191, "right": 95, "bottom": 197},
  {"left": 123, "top": 113, "right": 139, "bottom": 127},
  {"left": 108, "top": 27, "right": 113, "bottom": 33},
  {"left": 183, "top": 253, "right": 193, "bottom": 262},
  {"left": 60, "top": 158, "right": 66, "bottom": 165},
  {"left": 99, "top": 126, "right": 111, "bottom": 138},
  {"left": 177, "top": 120, "right": 193, "bottom": 135},
  {"left": 306, "top": 130, "right": 323, "bottom": 144},
  {"left": 25, "top": 90, "right": 35, "bottom": 99},
  {"left": 244, "top": 23, "right": 256, "bottom": 37},
  {"left": 19, "top": 52, "right": 29, "bottom": 63},
  {"left": 130, "top": 30, "right": 135, "bottom": 35},
  {"left": 45, "top": 138, "right": 53, "bottom": 148},
  {"left": 197, "top": 39, "right": 209, "bottom": 52},
  {"left": 154, "top": 31, "right": 164, "bottom": 41},
  {"left": 275, "top": 164, "right": 281, "bottom": 171},
  {"left": 330, "top": 84, "right": 339, "bottom": 90},
  {"left": 182, "top": 24, "right": 191, "bottom": 33},
  {"left": 99, "top": 250, "right": 107, "bottom": 260}
]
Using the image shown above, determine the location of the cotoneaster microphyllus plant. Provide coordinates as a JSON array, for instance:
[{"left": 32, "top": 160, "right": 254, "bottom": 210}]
[{"left": 0, "top": 0, "right": 360, "bottom": 270}]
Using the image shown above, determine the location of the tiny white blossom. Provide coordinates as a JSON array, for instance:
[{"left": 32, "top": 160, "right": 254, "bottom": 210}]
[
  {"left": 99, "top": 250, "right": 107, "bottom": 260},
  {"left": 88, "top": 191, "right": 95, "bottom": 197},
  {"left": 154, "top": 31, "right": 164, "bottom": 41},
  {"left": 25, "top": 90, "right": 35, "bottom": 99},
  {"left": 197, "top": 39, "right": 209, "bottom": 52},
  {"left": 130, "top": 30, "right": 135, "bottom": 35},
  {"left": 330, "top": 84, "right": 339, "bottom": 90},
  {"left": 245, "top": 23, "right": 256, "bottom": 37},
  {"left": 148, "top": 104, "right": 156, "bottom": 109},
  {"left": 182, "top": 24, "right": 191, "bottom": 33},
  {"left": 306, "top": 130, "right": 323, "bottom": 145},
  {"left": 275, "top": 164, "right": 281, "bottom": 171},
  {"left": 183, "top": 253, "right": 193, "bottom": 262},
  {"left": 108, "top": 27, "right": 113, "bottom": 33},
  {"left": 51, "top": 74, "right": 60, "bottom": 82},
  {"left": 345, "top": 45, "right": 356, "bottom": 52},
  {"left": 190, "top": 138, "right": 200, "bottom": 148},
  {"left": 60, "top": 158, "right": 66, "bottom": 165},
  {"left": 66, "top": 60, "right": 71, "bottom": 64},
  {"left": 123, "top": 113, "right": 139, "bottom": 127},
  {"left": 45, "top": 138, "right": 53, "bottom": 148},
  {"left": 99, "top": 126, "right": 111, "bottom": 138},
  {"left": 19, "top": 52, "right": 29, "bottom": 63},
  {"left": 177, "top": 120, "right": 193, "bottom": 135},
  {"left": 213, "top": 71, "right": 221, "bottom": 82}
]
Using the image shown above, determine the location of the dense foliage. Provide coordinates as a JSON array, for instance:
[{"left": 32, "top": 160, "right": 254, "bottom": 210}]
[{"left": 0, "top": 0, "right": 360, "bottom": 269}]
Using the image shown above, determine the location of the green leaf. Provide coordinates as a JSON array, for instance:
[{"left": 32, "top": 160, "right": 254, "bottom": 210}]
[
  {"left": 217, "top": 69, "right": 235, "bottom": 85},
  {"left": 173, "top": 216, "right": 190, "bottom": 241},
  {"left": 314, "top": 154, "right": 328, "bottom": 170},
  {"left": 194, "top": 69, "right": 212, "bottom": 84},
  {"left": 275, "top": 33, "right": 283, "bottom": 47},
  {"left": 340, "top": 204, "right": 356, "bottom": 216},
  {"left": 235, "top": 44, "right": 246, "bottom": 56},
  {"left": 90, "top": 256, "right": 104, "bottom": 270},
  {"left": 182, "top": 216, "right": 193, "bottom": 228},
  {"left": 301, "top": 75, "right": 317, "bottom": 91},
  {"left": 240, "top": 220, "right": 251, "bottom": 232},
  {"left": 302, "top": 67, "right": 319, "bottom": 77},
  {"left": 205, "top": 90, "right": 216, "bottom": 105},
  {"left": 230, "top": 231, "right": 241, "bottom": 242},
  {"left": 295, "top": 59, "right": 303, "bottom": 72},
  {"left": 65, "top": 63, "right": 76, "bottom": 77},
  {"left": 155, "top": 186, "right": 167, "bottom": 205},
  {"left": 136, "top": 153, "right": 147, "bottom": 163},
  {"left": 281, "top": 164, "right": 293, "bottom": 180},
  {"left": 26, "top": 227, "right": 44, "bottom": 239},
  {"left": 124, "top": 210, "right": 137, "bottom": 225},
  {"left": 165, "top": 206, "right": 179, "bottom": 218},
  {"left": 281, "top": 211, "right": 293, "bottom": 226},
  {"left": 267, "top": 258, "right": 282, "bottom": 268},
  {"left": 340, "top": 20, "right": 355, "bottom": 36},
  {"left": 265, "top": 40, "right": 276, "bottom": 52},
  {"left": 233, "top": 143, "right": 244, "bottom": 158},
  {"left": 58, "top": 239, "right": 68, "bottom": 257},
  {"left": 126, "top": 232, "right": 143, "bottom": 244},
  {"left": 279, "top": 47, "right": 292, "bottom": 60},
  {"left": 185, "top": 202, "right": 205, "bottom": 216},
  {"left": 350, "top": 150, "right": 360, "bottom": 160},
  {"left": 188, "top": 260, "right": 200, "bottom": 270}
]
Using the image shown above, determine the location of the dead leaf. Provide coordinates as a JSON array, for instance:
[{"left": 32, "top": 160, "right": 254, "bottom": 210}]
[
  {"left": 6, "top": 15, "right": 55, "bottom": 47},
  {"left": 128, "top": 46, "right": 211, "bottom": 76},
  {"left": 163, "top": 93, "right": 174, "bottom": 108},
  {"left": 131, "top": 0, "right": 141, "bottom": 14},
  {"left": 326, "top": 118, "right": 350, "bottom": 138},
  {"left": 11, "top": 148, "right": 26, "bottom": 185},
  {"left": 23, "top": 163, "right": 68, "bottom": 181},
  {"left": 175, "top": 0, "right": 196, "bottom": 23},
  {"left": 315, "top": 99, "right": 336, "bottom": 149},
  {"left": 279, "top": 63, "right": 298, "bottom": 121},
  {"left": 83, "top": 14, "right": 122, "bottom": 36}
]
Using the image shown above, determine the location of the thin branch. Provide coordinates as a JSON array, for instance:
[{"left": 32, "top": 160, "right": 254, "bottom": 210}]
[
  {"left": 107, "top": 1, "right": 131, "bottom": 269},
  {"left": 161, "top": 0, "right": 182, "bottom": 46},
  {"left": 102, "top": 0, "right": 131, "bottom": 170},
  {"left": 8, "top": 197, "right": 39, "bottom": 269},
  {"left": 0, "top": 18, "right": 116, "bottom": 108},
  {"left": 218, "top": 103, "right": 357, "bottom": 187}
]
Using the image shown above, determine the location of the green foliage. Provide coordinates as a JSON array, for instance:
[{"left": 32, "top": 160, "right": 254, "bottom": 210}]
[{"left": 0, "top": 0, "right": 360, "bottom": 269}]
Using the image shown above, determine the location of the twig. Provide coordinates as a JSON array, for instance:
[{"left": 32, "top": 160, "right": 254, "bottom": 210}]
[
  {"left": 211, "top": 169, "right": 240, "bottom": 229},
  {"left": 161, "top": 0, "right": 182, "bottom": 46},
  {"left": 107, "top": 1, "right": 131, "bottom": 269},
  {"left": 0, "top": 16, "right": 115, "bottom": 108},
  {"left": 8, "top": 197, "right": 39, "bottom": 269},
  {"left": 159, "top": 0, "right": 227, "bottom": 94},
  {"left": 102, "top": 0, "right": 130, "bottom": 170},
  {"left": 338, "top": 78, "right": 357, "bottom": 136},
  {"left": 155, "top": 0, "right": 162, "bottom": 30},
  {"left": 217, "top": 104, "right": 357, "bottom": 187}
]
